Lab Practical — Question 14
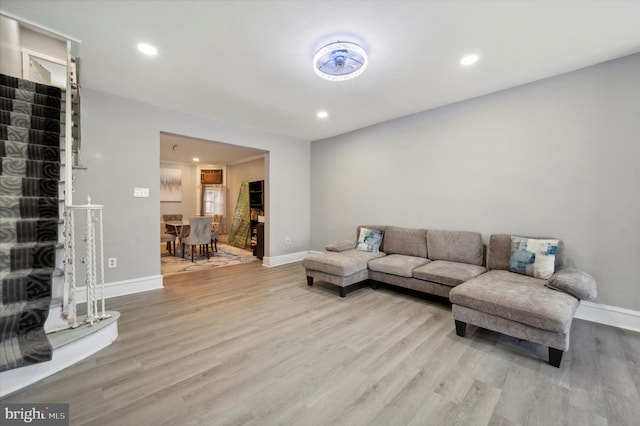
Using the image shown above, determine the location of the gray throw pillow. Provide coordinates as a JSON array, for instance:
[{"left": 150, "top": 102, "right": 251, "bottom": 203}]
[
  {"left": 325, "top": 240, "right": 357, "bottom": 252},
  {"left": 547, "top": 268, "right": 597, "bottom": 300}
]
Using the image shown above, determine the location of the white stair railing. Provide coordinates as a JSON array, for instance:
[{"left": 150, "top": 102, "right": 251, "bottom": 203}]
[
  {"left": 60, "top": 40, "right": 74, "bottom": 323},
  {"left": 64, "top": 197, "right": 108, "bottom": 328}
]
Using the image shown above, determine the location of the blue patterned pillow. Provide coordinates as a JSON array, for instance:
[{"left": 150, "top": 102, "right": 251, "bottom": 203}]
[
  {"left": 356, "top": 227, "right": 384, "bottom": 252},
  {"left": 509, "top": 236, "right": 558, "bottom": 279}
]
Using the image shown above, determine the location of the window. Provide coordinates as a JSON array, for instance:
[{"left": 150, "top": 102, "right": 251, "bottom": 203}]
[{"left": 201, "top": 184, "right": 226, "bottom": 216}]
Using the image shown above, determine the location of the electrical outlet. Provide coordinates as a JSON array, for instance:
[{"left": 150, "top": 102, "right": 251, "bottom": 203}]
[
  {"left": 285, "top": 237, "right": 292, "bottom": 245},
  {"left": 108, "top": 257, "right": 117, "bottom": 268}
]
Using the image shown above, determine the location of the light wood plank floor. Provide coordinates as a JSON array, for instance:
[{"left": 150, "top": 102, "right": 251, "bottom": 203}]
[{"left": 3, "top": 262, "right": 640, "bottom": 425}]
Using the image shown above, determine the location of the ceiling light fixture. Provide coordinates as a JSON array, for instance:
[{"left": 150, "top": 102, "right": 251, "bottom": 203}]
[
  {"left": 313, "top": 41, "right": 368, "bottom": 81},
  {"left": 460, "top": 54, "right": 479, "bottom": 66},
  {"left": 137, "top": 43, "right": 158, "bottom": 56},
  {"left": 193, "top": 157, "right": 200, "bottom": 162},
  {"left": 317, "top": 111, "right": 328, "bottom": 119}
]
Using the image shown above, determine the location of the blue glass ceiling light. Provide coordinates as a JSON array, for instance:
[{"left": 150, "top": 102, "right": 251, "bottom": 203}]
[{"left": 313, "top": 41, "right": 368, "bottom": 81}]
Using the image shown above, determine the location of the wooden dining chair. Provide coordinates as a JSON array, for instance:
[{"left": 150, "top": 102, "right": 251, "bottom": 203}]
[{"left": 182, "top": 217, "right": 213, "bottom": 262}]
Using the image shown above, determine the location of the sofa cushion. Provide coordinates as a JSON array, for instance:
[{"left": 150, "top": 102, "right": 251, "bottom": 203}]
[
  {"left": 356, "top": 227, "right": 384, "bottom": 252},
  {"left": 368, "top": 254, "right": 430, "bottom": 278},
  {"left": 413, "top": 260, "right": 487, "bottom": 287},
  {"left": 547, "top": 268, "right": 597, "bottom": 301},
  {"left": 509, "top": 236, "right": 559, "bottom": 279},
  {"left": 382, "top": 226, "right": 428, "bottom": 258},
  {"left": 449, "top": 270, "right": 579, "bottom": 333},
  {"left": 488, "top": 234, "right": 565, "bottom": 271},
  {"left": 426, "top": 230, "right": 484, "bottom": 266},
  {"left": 303, "top": 250, "right": 386, "bottom": 277}
]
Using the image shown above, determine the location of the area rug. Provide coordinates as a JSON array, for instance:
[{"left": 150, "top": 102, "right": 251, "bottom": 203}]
[{"left": 160, "top": 243, "right": 258, "bottom": 275}]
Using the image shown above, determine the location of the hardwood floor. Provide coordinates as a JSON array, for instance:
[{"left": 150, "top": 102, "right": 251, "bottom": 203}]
[{"left": 3, "top": 262, "right": 640, "bottom": 425}]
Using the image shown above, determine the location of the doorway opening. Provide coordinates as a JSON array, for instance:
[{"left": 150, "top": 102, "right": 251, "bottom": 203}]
[{"left": 159, "top": 132, "right": 269, "bottom": 276}]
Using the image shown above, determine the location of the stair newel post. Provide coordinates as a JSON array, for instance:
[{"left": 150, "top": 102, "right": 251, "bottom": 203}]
[
  {"left": 85, "top": 199, "right": 95, "bottom": 324},
  {"left": 66, "top": 197, "right": 106, "bottom": 328},
  {"left": 98, "top": 208, "right": 106, "bottom": 318}
]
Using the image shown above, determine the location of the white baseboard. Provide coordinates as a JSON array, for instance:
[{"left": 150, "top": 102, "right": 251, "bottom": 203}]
[
  {"left": 263, "top": 251, "right": 310, "bottom": 267},
  {"left": 0, "top": 313, "right": 119, "bottom": 397},
  {"left": 75, "top": 274, "right": 164, "bottom": 303},
  {"left": 575, "top": 300, "right": 640, "bottom": 333},
  {"left": 267, "top": 254, "right": 640, "bottom": 333},
  {"left": 69, "top": 269, "right": 640, "bottom": 334}
]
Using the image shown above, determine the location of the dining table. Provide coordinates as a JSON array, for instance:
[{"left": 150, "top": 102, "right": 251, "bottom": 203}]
[{"left": 163, "top": 219, "right": 219, "bottom": 257}]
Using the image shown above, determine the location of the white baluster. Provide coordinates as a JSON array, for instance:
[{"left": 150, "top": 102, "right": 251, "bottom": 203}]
[{"left": 64, "top": 197, "right": 107, "bottom": 328}]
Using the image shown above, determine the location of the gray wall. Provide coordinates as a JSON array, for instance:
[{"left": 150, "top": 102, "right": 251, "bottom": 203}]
[
  {"left": 76, "top": 89, "right": 310, "bottom": 283},
  {"left": 310, "top": 53, "right": 640, "bottom": 311}
]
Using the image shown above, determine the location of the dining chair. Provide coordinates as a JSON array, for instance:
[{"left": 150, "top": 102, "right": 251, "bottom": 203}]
[
  {"left": 162, "top": 214, "right": 183, "bottom": 235},
  {"left": 210, "top": 223, "right": 220, "bottom": 253},
  {"left": 182, "top": 217, "right": 213, "bottom": 262},
  {"left": 177, "top": 223, "right": 191, "bottom": 257},
  {"left": 161, "top": 232, "right": 176, "bottom": 255}
]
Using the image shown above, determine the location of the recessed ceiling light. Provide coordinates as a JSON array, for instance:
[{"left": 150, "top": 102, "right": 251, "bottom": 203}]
[
  {"left": 137, "top": 43, "right": 158, "bottom": 56},
  {"left": 317, "top": 111, "right": 328, "bottom": 119},
  {"left": 460, "top": 54, "right": 479, "bottom": 66},
  {"left": 193, "top": 157, "right": 200, "bottom": 162}
]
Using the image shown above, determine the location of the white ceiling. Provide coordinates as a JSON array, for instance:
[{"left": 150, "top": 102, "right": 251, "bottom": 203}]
[
  {"left": 3, "top": 0, "right": 640, "bottom": 145},
  {"left": 159, "top": 132, "right": 266, "bottom": 166}
]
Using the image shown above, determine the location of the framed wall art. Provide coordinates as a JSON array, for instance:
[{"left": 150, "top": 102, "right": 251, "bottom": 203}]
[
  {"left": 201, "top": 169, "right": 223, "bottom": 184},
  {"left": 160, "top": 168, "right": 182, "bottom": 202}
]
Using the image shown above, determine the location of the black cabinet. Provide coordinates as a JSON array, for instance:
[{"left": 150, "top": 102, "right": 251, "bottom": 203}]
[
  {"left": 256, "top": 223, "right": 264, "bottom": 260},
  {"left": 249, "top": 180, "right": 264, "bottom": 257}
]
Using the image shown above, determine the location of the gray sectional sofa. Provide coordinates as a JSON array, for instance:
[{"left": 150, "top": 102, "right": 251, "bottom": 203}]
[
  {"left": 304, "top": 226, "right": 487, "bottom": 298},
  {"left": 303, "top": 225, "right": 597, "bottom": 367}
]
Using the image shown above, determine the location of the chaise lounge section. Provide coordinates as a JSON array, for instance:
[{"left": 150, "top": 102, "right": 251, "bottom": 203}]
[
  {"left": 303, "top": 226, "right": 386, "bottom": 297},
  {"left": 449, "top": 234, "right": 597, "bottom": 367}
]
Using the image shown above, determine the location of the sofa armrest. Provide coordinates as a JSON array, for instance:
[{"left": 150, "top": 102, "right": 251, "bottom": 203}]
[
  {"left": 546, "top": 268, "right": 597, "bottom": 301},
  {"left": 325, "top": 240, "right": 357, "bottom": 252}
]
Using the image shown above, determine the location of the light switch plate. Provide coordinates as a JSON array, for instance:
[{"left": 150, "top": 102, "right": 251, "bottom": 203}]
[{"left": 134, "top": 187, "right": 149, "bottom": 198}]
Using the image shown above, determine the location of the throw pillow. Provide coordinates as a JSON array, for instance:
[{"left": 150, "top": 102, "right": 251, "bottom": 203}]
[
  {"left": 325, "top": 240, "right": 357, "bottom": 252},
  {"left": 509, "top": 236, "right": 558, "bottom": 279},
  {"left": 356, "top": 227, "right": 384, "bottom": 252},
  {"left": 547, "top": 268, "right": 597, "bottom": 300}
]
